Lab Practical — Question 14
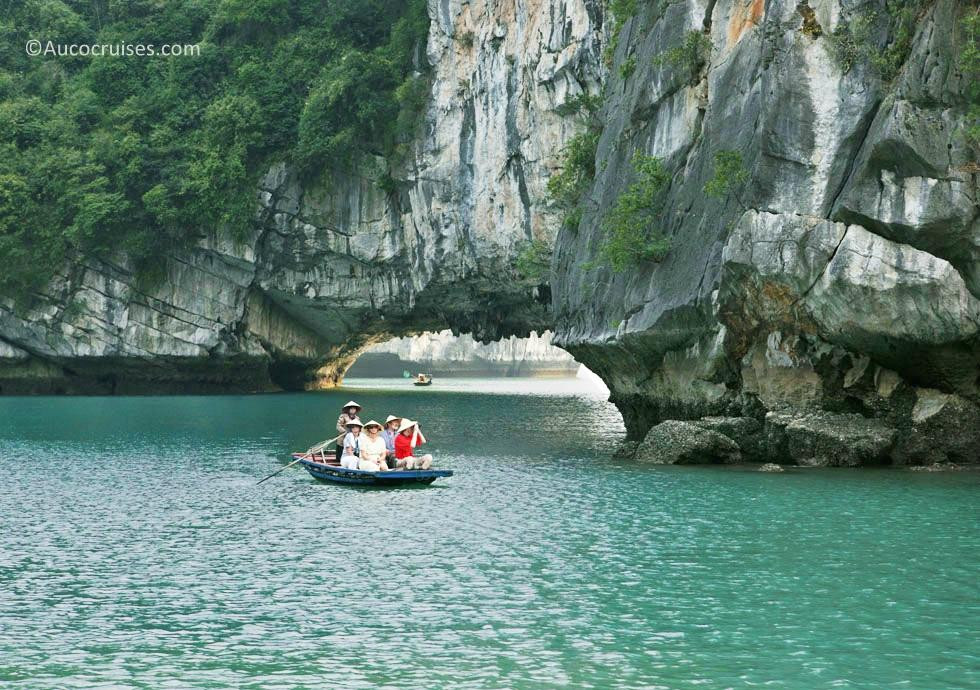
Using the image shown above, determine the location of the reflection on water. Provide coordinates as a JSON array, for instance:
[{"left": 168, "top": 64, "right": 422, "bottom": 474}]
[{"left": 0, "top": 379, "right": 977, "bottom": 688}]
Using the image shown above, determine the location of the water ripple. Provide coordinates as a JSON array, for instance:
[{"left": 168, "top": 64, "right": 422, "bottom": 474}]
[{"left": 0, "top": 385, "right": 977, "bottom": 688}]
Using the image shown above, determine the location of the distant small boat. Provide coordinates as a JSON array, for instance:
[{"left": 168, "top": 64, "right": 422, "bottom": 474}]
[
  {"left": 290, "top": 452, "right": 451, "bottom": 487},
  {"left": 414, "top": 373, "right": 433, "bottom": 386}
]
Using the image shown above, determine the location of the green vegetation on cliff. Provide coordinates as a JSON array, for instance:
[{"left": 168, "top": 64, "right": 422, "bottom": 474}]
[
  {"left": 960, "top": 7, "right": 980, "bottom": 144},
  {"left": 619, "top": 55, "right": 637, "bottom": 79},
  {"left": 603, "top": 0, "right": 637, "bottom": 64},
  {"left": 652, "top": 30, "right": 711, "bottom": 81},
  {"left": 828, "top": 0, "right": 928, "bottom": 81},
  {"left": 596, "top": 153, "right": 671, "bottom": 272},
  {"left": 830, "top": 2, "right": 979, "bottom": 146},
  {"left": 0, "top": 0, "right": 428, "bottom": 297},
  {"left": 704, "top": 150, "right": 749, "bottom": 203},
  {"left": 548, "top": 93, "right": 602, "bottom": 234},
  {"left": 514, "top": 239, "right": 553, "bottom": 284}
]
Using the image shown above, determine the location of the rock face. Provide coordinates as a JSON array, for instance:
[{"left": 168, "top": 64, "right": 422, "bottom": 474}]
[
  {"left": 552, "top": 0, "right": 979, "bottom": 466},
  {"left": 0, "top": 0, "right": 977, "bottom": 468},
  {"left": 764, "top": 412, "right": 896, "bottom": 467},
  {"left": 0, "top": 0, "right": 603, "bottom": 393},
  {"left": 632, "top": 420, "right": 742, "bottom": 464}
]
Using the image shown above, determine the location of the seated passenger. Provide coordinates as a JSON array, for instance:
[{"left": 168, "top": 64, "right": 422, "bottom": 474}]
[
  {"left": 358, "top": 420, "right": 388, "bottom": 472},
  {"left": 381, "top": 415, "right": 401, "bottom": 460},
  {"left": 339, "top": 417, "right": 363, "bottom": 469},
  {"left": 393, "top": 419, "right": 433, "bottom": 470}
]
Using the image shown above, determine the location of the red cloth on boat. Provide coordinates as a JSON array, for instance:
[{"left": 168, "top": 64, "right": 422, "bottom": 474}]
[{"left": 394, "top": 432, "right": 423, "bottom": 459}]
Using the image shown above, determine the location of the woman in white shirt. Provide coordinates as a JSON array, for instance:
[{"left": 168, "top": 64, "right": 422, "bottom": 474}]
[
  {"left": 339, "top": 418, "right": 363, "bottom": 469},
  {"left": 357, "top": 420, "right": 389, "bottom": 471}
]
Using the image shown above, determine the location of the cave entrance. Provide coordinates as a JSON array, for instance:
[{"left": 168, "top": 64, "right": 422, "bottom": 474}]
[{"left": 343, "top": 330, "right": 606, "bottom": 389}]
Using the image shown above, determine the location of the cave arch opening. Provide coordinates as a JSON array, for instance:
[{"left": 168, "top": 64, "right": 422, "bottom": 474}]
[{"left": 343, "top": 329, "right": 597, "bottom": 381}]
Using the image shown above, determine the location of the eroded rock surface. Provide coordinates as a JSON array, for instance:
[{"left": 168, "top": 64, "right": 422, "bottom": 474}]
[
  {"left": 0, "top": 0, "right": 603, "bottom": 393},
  {"left": 765, "top": 412, "right": 896, "bottom": 467},
  {"left": 1, "top": 0, "right": 977, "bottom": 469},
  {"left": 633, "top": 420, "right": 742, "bottom": 464},
  {"left": 553, "top": 0, "right": 979, "bottom": 466}
]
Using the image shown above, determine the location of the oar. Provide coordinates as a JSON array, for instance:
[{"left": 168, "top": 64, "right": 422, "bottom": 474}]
[{"left": 256, "top": 440, "right": 331, "bottom": 485}]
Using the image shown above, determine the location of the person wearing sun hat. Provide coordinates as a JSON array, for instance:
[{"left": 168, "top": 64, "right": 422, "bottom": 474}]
[
  {"left": 381, "top": 414, "right": 402, "bottom": 460},
  {"left": 393, "top": 418, "right": 433, "bottom": 470},
  {"left": 335, "top": 400, "right": 362, "bottom": 463},
  {"left": 357, "top": 420, "right": 388, "bottom": 471},
  {"left": 339, "top": 417, "right": 364, "bottom": 469},
  {"left": 336, "top": 401, "right": 362, "bottom": 435}
]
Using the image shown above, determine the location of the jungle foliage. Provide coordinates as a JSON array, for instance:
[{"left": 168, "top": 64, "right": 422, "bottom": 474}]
[
  {"left": 0, "top": 0, "right": 429, "bottom": 297},
  {"left": 603, "top": 0, "right": 637, "bottom": 65},
  {"left": 960, "top": 6, "right": 980, "bottom": 145}
]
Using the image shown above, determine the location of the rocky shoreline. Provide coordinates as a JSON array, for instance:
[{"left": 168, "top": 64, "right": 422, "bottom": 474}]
[{"left": 615, "top": 405, "right": 980, "bottom": 468}]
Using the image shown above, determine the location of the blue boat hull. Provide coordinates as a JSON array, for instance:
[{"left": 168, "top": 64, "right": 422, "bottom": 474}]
[{"left": 292, "top": 455, "right": 452, "bottom": 487}]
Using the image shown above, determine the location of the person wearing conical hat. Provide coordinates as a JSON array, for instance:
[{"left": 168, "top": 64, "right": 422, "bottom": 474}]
[
  {"left": 335, "top": 400, "right": 362, "bottom": 464},
  {"left": 381, "top": 414, "right": 401, "bottom": 459},
  {"left": 336, "top": 401, "right": 362, "bottom": 435},
  {"left": 339, "top": 417, "right": 364, "bottom": 470},
  {"left": 393, "top": 418, "right": 433, "bottom": 470},
  {"left": 357, "top": 420, "right": 388, "bottom": 472}
]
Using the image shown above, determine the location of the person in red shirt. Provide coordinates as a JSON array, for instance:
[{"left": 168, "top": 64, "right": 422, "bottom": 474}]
[{"left": 393, "top": 419, "right": 433, "bottom": 470}]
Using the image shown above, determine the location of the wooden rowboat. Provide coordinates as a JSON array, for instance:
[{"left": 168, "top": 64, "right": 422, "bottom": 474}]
[{"left": 290, "top": 452, "right": 452, "bottom": 487}]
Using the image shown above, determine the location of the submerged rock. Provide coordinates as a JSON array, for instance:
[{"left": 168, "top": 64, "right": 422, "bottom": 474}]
[{"left": 635, "top": 420, "right": 742, "bottom": 465}]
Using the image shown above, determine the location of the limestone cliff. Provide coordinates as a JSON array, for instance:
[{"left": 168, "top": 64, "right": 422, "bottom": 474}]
[
  {"left": 553, "top": 0, "right": 979, "bottom": 465},
  {"left": 0, "top": 0, "right": 603, "bottom": 393},
  {"left": 1, "top": 0, "right": 977, "bottom": 466}
]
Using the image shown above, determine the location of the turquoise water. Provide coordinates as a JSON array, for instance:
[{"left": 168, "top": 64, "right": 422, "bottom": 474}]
[{"left": 0, "top": 378, "right": 977, "bottom": 689}]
